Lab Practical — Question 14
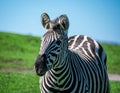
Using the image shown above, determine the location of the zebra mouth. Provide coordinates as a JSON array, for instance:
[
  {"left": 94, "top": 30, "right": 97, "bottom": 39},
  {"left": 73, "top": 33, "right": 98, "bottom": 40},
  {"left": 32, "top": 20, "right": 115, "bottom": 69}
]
[
  {"left": 37, "top": 72, "right": 45, "bottom": 76},
  {"left": 35, "top": 67, "right": 47, "bottom": 76}
]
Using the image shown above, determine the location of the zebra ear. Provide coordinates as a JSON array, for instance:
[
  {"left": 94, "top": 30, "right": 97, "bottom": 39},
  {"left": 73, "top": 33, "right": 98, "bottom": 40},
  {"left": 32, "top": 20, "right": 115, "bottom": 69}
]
[
  {"left": 59, "top": 14, "right": 69, "bottom": 31},
  {"left": 41, "top": 13, "right": 50, "bottom": 29}
]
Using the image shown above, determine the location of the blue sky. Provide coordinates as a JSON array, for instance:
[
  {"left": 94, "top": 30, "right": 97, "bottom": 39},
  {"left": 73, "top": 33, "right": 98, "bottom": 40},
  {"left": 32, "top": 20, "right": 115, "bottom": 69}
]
[{"left": 0, "top": 0, "right": 120, "bottom": 44}]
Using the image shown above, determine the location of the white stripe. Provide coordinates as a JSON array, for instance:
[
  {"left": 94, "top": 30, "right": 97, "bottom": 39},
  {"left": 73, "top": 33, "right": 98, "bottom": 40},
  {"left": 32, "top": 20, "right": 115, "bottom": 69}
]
[
  {"left": 75, "top": 35, "right": 87, "bottom": 50},
  {"left": 87, "top": 42, "right": 95, "bottom": 58},
  {"left": 70, "top": 35, "right": 80, "bottom": 49}
]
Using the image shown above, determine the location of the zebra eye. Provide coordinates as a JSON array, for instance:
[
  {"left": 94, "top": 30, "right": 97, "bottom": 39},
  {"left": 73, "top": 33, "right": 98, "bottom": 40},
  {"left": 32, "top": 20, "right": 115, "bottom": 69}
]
[{"left": 56, "top": 40, "right": 61, "bottom": 45}]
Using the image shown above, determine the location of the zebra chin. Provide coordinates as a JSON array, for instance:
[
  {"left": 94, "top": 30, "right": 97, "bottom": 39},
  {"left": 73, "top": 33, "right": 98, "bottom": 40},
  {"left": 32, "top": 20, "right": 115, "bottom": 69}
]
[{"left": 35, "top": 68, "right": 47, "bottom": 76}]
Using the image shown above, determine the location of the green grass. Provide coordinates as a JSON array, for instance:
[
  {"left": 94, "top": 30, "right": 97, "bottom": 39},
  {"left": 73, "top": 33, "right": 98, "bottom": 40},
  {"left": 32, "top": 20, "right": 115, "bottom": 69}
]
[
  {"left": 102, "top": 44, "right": 120, "bottom": 74},
  {"left": 0, "top": 72, "right": 120, "bottom": 93},
  {"left": 0, "top": 32, "right": 41, "bottom": 69},
  {"left": 0, "top": 72, "right": 40, "bottom": 93},
  {"left": 110, "top": 81, "right": 120, "bottom": 93}
]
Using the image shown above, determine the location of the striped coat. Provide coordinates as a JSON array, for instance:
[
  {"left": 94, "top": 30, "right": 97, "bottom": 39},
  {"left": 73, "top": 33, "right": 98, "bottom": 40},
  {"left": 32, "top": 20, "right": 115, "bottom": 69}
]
[{"left": 35, "top": 13, "right": 109, "bottom": 93}]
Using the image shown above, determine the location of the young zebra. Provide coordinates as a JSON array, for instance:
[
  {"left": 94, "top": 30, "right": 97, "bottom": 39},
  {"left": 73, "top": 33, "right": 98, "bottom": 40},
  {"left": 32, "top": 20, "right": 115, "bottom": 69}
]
[{"left": 35, "top": 13, "right": 109, "bottom": 93}]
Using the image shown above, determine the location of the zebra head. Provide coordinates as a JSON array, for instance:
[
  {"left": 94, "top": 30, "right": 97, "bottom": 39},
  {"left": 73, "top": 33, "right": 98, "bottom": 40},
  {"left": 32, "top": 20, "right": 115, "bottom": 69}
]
[{"left": 35, "top": 13, "right": 69, "bottom": 76}]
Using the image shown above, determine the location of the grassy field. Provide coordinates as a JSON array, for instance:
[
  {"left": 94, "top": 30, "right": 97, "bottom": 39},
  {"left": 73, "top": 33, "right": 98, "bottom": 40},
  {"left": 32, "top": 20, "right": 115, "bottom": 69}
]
[
  {"left": 0, "top": 72, "right": 120, "bottom": 93},
  {"left": 0, "top": 72, "right": 39, "bottom": 93},
  {"left": 102, "top": 44, "right": 120, "bottom": 74},
  {"left": 0, "top": 32, "right": 40, "bottom": 69},
  {"left": 0, "top": 32, "right": 120, "bottom": 93}
]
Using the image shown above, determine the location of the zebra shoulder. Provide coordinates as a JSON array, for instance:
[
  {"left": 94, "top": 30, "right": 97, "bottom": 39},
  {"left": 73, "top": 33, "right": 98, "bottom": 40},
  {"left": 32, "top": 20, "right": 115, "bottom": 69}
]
[{"left": 68, "top": 35, "right": 106, "bottom": 61}]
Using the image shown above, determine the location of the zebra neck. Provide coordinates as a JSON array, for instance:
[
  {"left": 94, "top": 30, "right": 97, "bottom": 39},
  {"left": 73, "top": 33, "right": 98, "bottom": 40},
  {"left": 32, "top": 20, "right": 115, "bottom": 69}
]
[
  {"left": 46, "top": 53, "right": 73, "bottom": 90},
  {"left": 44, "top": 50, "right": 84, "bottom": 91}
]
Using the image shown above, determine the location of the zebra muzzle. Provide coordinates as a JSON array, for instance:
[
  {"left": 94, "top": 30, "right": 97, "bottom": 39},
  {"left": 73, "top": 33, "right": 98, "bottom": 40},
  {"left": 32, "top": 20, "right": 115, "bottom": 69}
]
[{"left": 35, "top": 54, "right": 48, "bottom": 76}]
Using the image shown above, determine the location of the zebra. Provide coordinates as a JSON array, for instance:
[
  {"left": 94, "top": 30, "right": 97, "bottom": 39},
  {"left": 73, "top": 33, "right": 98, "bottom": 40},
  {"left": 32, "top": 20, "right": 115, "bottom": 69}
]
[{"left": 35, "top": 13, "right": 109, "bottom": 93}]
